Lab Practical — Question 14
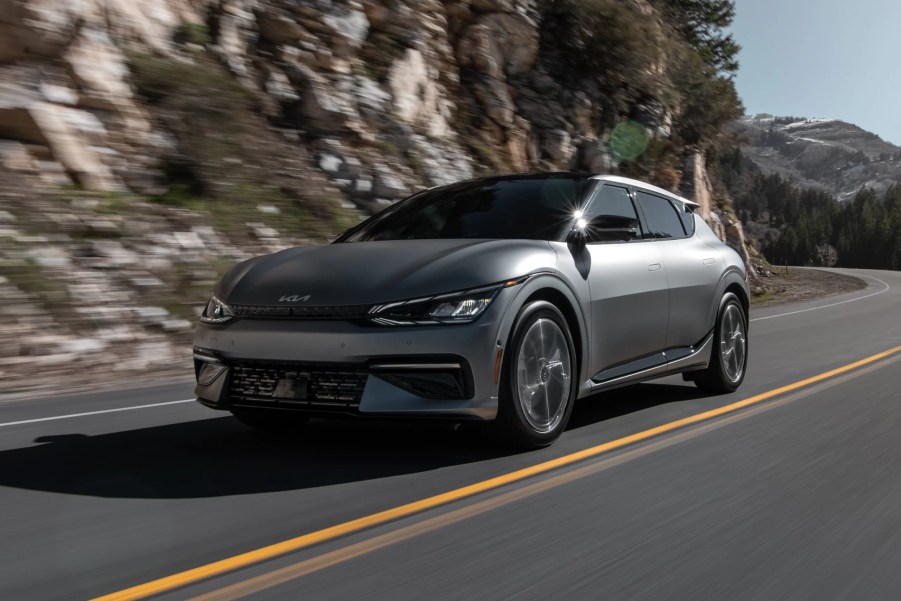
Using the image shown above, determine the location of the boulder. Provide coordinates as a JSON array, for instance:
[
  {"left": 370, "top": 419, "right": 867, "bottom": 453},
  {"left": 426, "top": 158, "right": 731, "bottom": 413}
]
[
  {"left": 321, "top": 1, "right": 369, "bottom": 56},
  {"left": 409, "top": 134, "right": 474, "bottom": 187},
  {"left": 211, "top": 0, "right": 258, "bottom": 77},
  {"left": 0, "top": 140, "right": 35, "bottom": 171},
  {"left": 633, "top": 99, "right": 673, "bottom": 139},
  {"left": 387, "top": 48, "right": 451, "bottom": 137},
  {"left": 457, "top": 14, "right": 538, "bottom": 79},
  {"left": 284, "top": 63, "right": 365, "bottom": 135},
  {"left": 541, "top": 128, "right": 575, "bottom": 165},
  {"left": 578, "top": 139, "right": 613, "bottom": 174},
  {"left": 0, "top": 101, "right": 48, "bottom": 145},
  {"left": 34, "top": 103, "right": 119, "bottom": 189},
  {"left": 256, "top": 7, "right": 308, "bottom": 46},
  {"left": 265, "top": 67, "right": 299, "bottom": 104},
  {"left": 354, "top": 75, "right": 391, "bottom": 128},
  {"left": 506, "top": 116, "right": 535, "bottom": 172},
  {"left": 0, "top": 0, "right": 82, "bottom": 62},
  {"left": 372, "top": 162, "right": 410, "bottom": 199}
]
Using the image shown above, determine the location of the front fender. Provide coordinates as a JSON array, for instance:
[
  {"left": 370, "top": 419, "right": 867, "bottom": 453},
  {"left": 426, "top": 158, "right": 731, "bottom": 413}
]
[{"left": 491, "top": 272, "right": 591, "bottom": 392}]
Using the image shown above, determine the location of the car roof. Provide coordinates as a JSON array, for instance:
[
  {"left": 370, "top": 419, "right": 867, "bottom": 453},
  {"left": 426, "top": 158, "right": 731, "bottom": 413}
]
[
  {"left": 448, "top": 172, "right": 700, "bottom": 209},
  {"left": 590, "top": 175, "right": 700, "bottom": 208}
]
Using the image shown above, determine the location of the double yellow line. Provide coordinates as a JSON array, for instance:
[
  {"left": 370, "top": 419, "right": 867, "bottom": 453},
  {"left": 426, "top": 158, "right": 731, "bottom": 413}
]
[{"left": 95, "top": 345, "right": 901, "bottom": 601}]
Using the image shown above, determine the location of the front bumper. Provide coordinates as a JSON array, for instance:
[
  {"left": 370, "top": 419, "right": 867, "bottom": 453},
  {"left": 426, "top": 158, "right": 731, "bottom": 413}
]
[{"left": 192, "top": 303, "right": 509, "bottom": 419}]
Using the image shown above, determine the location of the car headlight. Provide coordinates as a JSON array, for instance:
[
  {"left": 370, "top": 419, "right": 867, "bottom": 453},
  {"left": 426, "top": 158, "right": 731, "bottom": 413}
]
[
  {"left": 200, "top": 295, "right": 234, "bottom": 324},
  {"left": 369, "top": 277, "right": 528, "bottom": 325}
]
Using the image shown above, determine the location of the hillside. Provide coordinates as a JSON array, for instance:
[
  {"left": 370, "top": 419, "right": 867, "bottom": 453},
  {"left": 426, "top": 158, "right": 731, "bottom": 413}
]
[
  {"left": 735, "top": 115, "right": 901, "bottom": 201},
  {"left": 0, "top": 0, "right": 750, "bottom": 393},
  {"left": 716, "top": 133, "right": 901, "bottom": 272}
]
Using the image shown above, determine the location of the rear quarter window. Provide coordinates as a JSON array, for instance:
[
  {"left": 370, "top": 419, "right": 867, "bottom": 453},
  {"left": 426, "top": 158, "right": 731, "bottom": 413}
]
[
  {"left": 673, "top": 200, "right": 696, "bottom": 235},
  {"left": 634, "top": 191, "right": 687, "bottom": 240}
]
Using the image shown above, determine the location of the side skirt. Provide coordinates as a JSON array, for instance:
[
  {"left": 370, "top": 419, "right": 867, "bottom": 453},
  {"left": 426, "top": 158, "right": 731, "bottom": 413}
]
[{"left": 580, "top": 331, "right": 714, "bottom": 396}]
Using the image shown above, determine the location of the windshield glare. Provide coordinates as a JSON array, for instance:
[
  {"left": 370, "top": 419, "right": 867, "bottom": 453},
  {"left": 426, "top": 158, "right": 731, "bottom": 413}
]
[{"left": 342, "top": 176, "right": 592, "bottom": 242}]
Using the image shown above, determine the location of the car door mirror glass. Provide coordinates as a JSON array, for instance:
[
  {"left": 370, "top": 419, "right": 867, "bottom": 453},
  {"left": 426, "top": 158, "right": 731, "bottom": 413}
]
[{"left": 584, "top": 214, "right": 641, "bottom": 243}]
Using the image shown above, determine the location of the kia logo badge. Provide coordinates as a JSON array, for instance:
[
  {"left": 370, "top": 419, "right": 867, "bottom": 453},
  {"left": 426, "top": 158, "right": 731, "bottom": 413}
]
[{"left": 278, "top": 294, "right": 311, "bottom": 302}]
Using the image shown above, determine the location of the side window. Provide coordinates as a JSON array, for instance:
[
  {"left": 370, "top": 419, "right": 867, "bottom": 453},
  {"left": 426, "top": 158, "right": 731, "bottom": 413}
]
[
  {"left": 673, "top": 200, "right": 696, "bottom": 235},
  {"left": 584, "top": 185, "right": 641, "bottom": 223},
  {"left": 634, "top": 191, "right": 687, "bottom": 239}
]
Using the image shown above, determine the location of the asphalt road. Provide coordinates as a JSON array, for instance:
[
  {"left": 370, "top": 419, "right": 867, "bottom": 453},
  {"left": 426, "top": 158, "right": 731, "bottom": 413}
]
[{"left": 1, "top": 268, "right": 899, "bottom": 601}]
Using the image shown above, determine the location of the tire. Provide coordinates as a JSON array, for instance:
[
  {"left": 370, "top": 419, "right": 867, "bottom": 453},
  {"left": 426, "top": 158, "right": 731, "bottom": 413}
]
[
  {"left": 231, "top": 408, "right": 309, "bottom": 432},
  {"left": 694, "top": 292, "right": 748, "bottom": 393},
  {"left": 495, "top": 301, "right": 578, "bottom": 449}
]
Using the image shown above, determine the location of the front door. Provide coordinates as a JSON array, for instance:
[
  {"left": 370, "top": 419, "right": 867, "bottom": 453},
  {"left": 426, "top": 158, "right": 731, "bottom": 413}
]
[{"left": 582, "top": 184, "right": 669, "bottom": 379}]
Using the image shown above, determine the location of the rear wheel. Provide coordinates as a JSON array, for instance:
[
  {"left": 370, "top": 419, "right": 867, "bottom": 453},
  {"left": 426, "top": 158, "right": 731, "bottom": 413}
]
[
  {"left": 231, "top": 408, "right": 309, "bottom": 432},
  {"left": 694, "top": 292, "right": 748, "bottom": 393},
  {"left": 495, "top": 301, "right": 577, "bottom": 449}
]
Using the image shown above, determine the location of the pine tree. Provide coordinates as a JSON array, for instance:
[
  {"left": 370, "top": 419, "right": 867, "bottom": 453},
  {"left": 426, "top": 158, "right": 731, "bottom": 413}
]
[{"left": 653, "top": 0, "right": 740, "bottom": 73}]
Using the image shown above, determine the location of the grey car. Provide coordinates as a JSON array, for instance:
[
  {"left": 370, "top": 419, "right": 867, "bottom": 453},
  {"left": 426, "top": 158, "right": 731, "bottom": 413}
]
[{"left": 193, "top": 173, "right": 749, "bottom": 448}]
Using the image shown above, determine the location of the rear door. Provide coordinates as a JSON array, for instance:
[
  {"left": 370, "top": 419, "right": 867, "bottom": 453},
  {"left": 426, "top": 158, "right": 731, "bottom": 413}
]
[
  {"left": 632, "top": 190, "right": 720, "bottom": 350},
  {"left": 582, "top": 184, "right": 669, "bottom": 379}
]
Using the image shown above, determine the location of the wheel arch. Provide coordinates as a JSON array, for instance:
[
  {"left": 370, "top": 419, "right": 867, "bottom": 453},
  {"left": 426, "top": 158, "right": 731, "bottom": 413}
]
[
  {"left": 522, "top": 287, "right": 584, "bottom": 379},
  {"left": 497, "top": 274, "right": 589, "bottom": 384},
  {"left": 725, "top": 281, "right": 750, "bottom": 322},
  {"left": 709, "top": 270, "right": 750, "bottom": 330}
]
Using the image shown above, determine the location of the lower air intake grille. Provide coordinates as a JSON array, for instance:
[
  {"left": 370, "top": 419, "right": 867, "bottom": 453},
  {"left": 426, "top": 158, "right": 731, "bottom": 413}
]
[{"left": 229, "top": 361, "right": 368, "bottom": 410}]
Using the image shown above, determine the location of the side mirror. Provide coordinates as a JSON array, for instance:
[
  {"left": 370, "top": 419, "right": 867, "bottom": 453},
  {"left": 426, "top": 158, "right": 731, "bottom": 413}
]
[
  {"left": 582, "top": 214, "right": 640, "bottom": 243},
  {"left": 566, "top": 225, "right": 586, "bottom": 252}
]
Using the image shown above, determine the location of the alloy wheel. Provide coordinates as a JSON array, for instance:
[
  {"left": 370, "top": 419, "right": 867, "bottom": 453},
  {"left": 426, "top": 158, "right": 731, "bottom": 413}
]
[
  {"left": 515, "top": 317, "right": 573, "bottom": 433},
  {"left": 720, "top": 303, "right": 746, "bottom": 383}
]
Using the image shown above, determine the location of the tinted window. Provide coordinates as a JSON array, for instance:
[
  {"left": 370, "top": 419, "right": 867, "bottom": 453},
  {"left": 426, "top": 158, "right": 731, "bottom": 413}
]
[
  {"left": 584, "top": 185, "right": 640, "bottom": 222},
  {"left": 673, "top": 200, "right": 696, "bottom": 235},
  {"left": 342, "top": 176, "right": 591, "bottom": 242},
  {"left": 634, "top": 191, "right": 687, "bottom": 239}
]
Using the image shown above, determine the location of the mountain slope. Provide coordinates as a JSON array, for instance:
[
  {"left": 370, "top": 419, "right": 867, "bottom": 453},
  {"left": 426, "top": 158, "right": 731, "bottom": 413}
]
[{"left": 735, "top": 115, "right": 901, "bottom": 201}]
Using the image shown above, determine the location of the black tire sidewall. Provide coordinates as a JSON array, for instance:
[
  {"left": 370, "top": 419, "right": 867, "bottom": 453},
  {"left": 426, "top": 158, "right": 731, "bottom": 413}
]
[
  {"left": 497, "top": 301, "right": 578, "bottom": 448},
  {"left": 712, "top": 293, "right": 748, "bottom": 391}
]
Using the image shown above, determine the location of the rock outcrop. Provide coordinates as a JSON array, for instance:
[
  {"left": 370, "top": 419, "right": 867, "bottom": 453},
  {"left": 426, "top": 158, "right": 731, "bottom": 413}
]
[
  {"left": 681, "top": 149, "right": 756, "bottom": 276},
  {"left": 0, "top": 0, "right": 689, "bottom": 206}
]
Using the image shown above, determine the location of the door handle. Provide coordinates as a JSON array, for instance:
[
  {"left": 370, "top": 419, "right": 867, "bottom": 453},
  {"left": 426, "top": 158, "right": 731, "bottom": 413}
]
[
  {"left": 703, "top": 257, "right": 717, "bottom": 265},
  {"left": 648, "top": 263, "right": 662, "bottom": 272}
]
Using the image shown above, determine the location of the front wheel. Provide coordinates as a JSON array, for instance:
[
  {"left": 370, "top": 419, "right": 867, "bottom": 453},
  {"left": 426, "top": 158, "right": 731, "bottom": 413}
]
[
  {"left": 694, "top": 292, "right": 748, "bottom": 393},
  {"left": 495, "top": 301, "right": 577, "bottom": 449}
]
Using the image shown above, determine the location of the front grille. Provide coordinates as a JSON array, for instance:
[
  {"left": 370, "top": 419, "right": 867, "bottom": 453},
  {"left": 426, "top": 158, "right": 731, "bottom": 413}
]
[
  {"left": 231, "top": 304, "right": 372, "bottom": 320},
  {"left": 229, "top": 361, "right": 368, "bottom": 410}
]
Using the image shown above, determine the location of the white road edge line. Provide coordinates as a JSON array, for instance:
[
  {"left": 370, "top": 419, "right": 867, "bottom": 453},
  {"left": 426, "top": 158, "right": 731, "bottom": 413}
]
[
  {"left": 0, "top": 399, "right": 195, "bottom": 428},
  {"left": 750, "top": 276, "right": 891, "bottom": 322}
]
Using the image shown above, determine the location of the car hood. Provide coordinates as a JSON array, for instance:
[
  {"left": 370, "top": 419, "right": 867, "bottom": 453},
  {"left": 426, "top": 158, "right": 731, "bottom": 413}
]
[{"left": 216, "top": 239, "right": 558, "bottom": 306}]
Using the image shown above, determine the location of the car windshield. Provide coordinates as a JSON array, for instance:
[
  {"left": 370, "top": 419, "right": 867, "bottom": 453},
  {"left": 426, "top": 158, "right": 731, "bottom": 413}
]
[{"left": 341, "top": 175, "right": 592, "bottom": 242}]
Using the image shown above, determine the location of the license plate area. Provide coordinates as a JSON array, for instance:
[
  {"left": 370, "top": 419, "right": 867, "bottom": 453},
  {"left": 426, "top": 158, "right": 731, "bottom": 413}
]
[
  {"left": 229, "top": 361, "right": 368, "bottom": 409},
  {"left": 273, "top": 376, "right": 309, "bottom": 400}
]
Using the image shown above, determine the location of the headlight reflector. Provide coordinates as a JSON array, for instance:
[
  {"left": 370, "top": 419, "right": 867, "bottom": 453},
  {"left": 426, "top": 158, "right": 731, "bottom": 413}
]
[
  {"left": 429, "top": 296, "right": 495, "bottom": 319},
  {"left": 201, "top": 295, "right": 234, "bottom": 324},
  {"left": 369, "top": 277, "right": 529, "bottom": 326}
]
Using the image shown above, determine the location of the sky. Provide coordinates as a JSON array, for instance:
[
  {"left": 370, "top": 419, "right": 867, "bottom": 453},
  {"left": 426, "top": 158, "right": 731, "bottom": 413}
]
[{"left": 730, "top": 0, "right": 901, "bottom": 145}]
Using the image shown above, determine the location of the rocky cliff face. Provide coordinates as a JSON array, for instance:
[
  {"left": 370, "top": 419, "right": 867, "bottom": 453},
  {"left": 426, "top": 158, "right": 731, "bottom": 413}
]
[
  {"left": 0, "top": 0, "right": 726, "bottom": 205},
  {"left": 0, "top": 0, "right": 753, "bottom": 392}
]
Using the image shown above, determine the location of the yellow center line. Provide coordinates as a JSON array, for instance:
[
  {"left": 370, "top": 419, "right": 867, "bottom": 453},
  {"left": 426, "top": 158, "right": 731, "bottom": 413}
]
[
  {"left": 93, "top": 345, "right": 901, "bottom": 601},
  {"left": 191, "top": 353, "right": 901, "bottom": 601}
]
